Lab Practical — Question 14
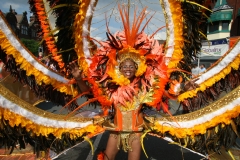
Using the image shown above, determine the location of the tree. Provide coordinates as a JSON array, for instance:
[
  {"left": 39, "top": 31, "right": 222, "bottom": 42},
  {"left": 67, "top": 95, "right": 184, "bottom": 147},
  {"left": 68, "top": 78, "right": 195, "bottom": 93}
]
[{"left": 20, "top": 38, "right": 40, "bottom": 57}]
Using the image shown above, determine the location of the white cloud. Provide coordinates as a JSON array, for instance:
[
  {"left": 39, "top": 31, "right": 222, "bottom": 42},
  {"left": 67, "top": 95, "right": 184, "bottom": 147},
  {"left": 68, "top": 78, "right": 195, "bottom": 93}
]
[
  {"left": 90, "top": 0, "right": 165, "bottom": 40},
  {"left": 1, "top": 0, "right": 29, "bottom": 13},
  {"left": 0, "top": 0, "right": 167, "bottom": 41},
  {"left": 3, "top": 2, "right": 21, "bottom": 10},
  {"left": 1, "top": 0, "right": 31, "bottom": 20},
  {"left": 94, "top": 36, "right": 103, "bottom": 42},
  {"left": 154, "top": 32, "right": 167, "bottom": 40}
]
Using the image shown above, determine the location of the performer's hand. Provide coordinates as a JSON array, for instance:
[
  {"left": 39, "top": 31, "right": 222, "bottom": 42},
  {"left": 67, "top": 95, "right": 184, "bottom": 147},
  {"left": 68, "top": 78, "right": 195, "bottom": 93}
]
[
  {"left": 68, "top": 61, "right": 82, "bottom": 80},
  {"left": 68, "top": 61, "right": 90, "bottom": 92},
  {"left": 183, "top": 78, "right": 199, "bottom": 91}
]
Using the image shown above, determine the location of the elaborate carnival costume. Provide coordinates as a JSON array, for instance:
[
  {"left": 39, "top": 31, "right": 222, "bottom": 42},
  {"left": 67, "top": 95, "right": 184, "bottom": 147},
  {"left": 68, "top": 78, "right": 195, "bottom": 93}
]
[
  {"left": 0, "top": 0, "right": 240, "bottom": 159},
  {"left": 87, "top": 6, "right": 174, "bottom": 152}
]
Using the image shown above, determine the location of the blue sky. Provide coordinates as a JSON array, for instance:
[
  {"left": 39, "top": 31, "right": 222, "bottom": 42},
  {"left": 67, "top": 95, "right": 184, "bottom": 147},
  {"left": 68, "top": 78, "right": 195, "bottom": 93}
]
[
  {"left": 91, "top": 0, "right": 166, "bottom": 40},
  {"left": 1, "top": 0, "right": 32, "bottom": 18},
  {"left": 0, "top": 0, "right": 167, "bottom": 40}
]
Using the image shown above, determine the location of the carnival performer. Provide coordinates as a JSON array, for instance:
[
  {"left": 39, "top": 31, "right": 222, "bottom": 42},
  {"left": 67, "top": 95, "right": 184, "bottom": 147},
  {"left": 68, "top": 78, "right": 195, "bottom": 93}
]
[
  {"left": 69, "top": 55, "right": 198, "bottom": 160},
  {"left": 67, "top": 4, "right": 199, "bottom": 160},
  {"left": 69, "top": 57, "right": 143, "bottom": 160}
]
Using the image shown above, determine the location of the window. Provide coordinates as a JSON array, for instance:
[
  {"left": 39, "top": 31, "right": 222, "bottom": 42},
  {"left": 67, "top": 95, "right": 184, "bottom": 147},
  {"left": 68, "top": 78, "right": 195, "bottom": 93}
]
[
  {"left": 10, "top": 24, "right": 16, "bottom": 32},
  {"left": 31, "top": 29, "right": 36, "bottom": 37},
  {"left": 222, "top": 20, "right": 229, "bottom": 30},
  {"left": 39, "top": 47, "right": 43, "bottom": 52},
  {"left": 21, "top": 25, "right": 28, "bottom": 35},
  {"left": 209, "top": 21, "right": 219, "bottom": 33}
]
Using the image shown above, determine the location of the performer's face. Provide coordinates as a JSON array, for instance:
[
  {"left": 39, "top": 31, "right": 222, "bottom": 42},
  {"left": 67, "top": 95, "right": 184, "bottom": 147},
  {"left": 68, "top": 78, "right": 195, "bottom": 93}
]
[{"left": 120, "top": 59, "right": 137, "bottom": 81}]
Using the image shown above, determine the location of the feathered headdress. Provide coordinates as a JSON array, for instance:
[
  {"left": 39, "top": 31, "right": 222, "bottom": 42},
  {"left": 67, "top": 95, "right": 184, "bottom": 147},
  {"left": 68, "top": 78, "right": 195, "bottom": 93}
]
[{"left": 87, "top": 4, "right": 168, "bottom": 108}]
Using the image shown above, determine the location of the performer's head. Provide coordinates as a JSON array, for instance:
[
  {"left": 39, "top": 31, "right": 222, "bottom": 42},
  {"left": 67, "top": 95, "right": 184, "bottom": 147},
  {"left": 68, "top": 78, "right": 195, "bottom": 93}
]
[{"left": 119, "top": 58, "right": 137, "bottom": 82}]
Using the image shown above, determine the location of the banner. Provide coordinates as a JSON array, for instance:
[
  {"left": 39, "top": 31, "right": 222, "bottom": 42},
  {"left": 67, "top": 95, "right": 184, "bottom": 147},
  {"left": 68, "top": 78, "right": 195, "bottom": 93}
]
[{"left": 201, "top": 44, "right": 229, "bottom": 57}]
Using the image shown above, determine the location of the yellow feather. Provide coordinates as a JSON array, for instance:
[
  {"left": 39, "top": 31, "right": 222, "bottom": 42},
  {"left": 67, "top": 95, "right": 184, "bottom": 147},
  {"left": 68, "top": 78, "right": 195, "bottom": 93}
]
[
  {"left": 84, "top": 136, "right": 94, "bottom": 155},
  {"left": 140, "top": 129, "right": 151, "bottom": 158}
]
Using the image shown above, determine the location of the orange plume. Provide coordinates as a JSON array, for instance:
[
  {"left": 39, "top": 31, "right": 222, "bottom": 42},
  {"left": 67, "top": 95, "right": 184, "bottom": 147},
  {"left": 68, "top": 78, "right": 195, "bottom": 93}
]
[{"left": 118, "top": 4, "right": 148, "bottom": 47}]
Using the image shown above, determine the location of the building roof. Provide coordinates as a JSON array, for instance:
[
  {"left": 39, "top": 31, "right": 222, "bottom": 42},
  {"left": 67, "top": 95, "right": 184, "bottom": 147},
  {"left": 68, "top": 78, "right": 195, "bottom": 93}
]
[
  {"left": 208, "top": 0, "right": 233, "bottom": 22},
  {"left": 209, "top": 11, "right": 233, "bottom": 22},
  {"left": 213, "top": 0, "right": 233, "bottom": 12},
  {"left": 29, "top": 20, "right": 34, "bottom": 26},
  {"left": 16, "top": 14, "right": 23, "bottom": 23}
]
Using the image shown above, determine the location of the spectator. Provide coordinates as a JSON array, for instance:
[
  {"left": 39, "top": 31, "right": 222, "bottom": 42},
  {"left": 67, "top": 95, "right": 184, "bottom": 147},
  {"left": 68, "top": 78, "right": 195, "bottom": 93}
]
[
  {"left": 44, "top": 57, "right": 51, "bottom": 67},
  {"left": 0, "top": 59, "right": 4, "bottom": 80},
  {"left": 200, "top": 64, "right": 206, "bottom": 73},
  {"left": 49, "top": 63, "right": 57, "bottom": 71},
  {"left": 191, "top": 64, "right": 200, "bottom": 78},
  {"left": 38, "top": 52, "right": 43, "bottom": 60}
]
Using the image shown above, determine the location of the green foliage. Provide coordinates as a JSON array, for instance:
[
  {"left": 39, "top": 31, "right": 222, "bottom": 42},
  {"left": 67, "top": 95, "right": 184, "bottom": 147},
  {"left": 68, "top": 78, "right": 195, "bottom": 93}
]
[{"left": 20, "top": 38, "right": 40, "bottom": 56}]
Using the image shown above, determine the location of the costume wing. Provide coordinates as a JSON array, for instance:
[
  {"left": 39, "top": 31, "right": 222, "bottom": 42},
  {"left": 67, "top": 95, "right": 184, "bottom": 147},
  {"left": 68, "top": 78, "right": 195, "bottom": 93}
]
[
  {"left": 0, "top": 0, "right": 240, "bottom": 159},
  {"left": 0, "top": 9, "right": 103, "bottom": 156},
  {"left": 153, "top": 0, "right": 240, "bottom": 156},
  {"left": 154, "top": 39, "right": 240, "bottom": 152},
  {"left": 0, "top": 2, "right": 103, "bottom": 156}
]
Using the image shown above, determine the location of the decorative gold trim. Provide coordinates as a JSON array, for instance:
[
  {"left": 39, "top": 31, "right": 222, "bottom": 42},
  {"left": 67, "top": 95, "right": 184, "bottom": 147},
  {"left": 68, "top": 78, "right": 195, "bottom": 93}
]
[
  {"left": 0, "top": 13, "right": 77, "bottom": 96},
  {"left": 0, "top": 83, "right": 92, "bottom": 122},
  {"left": 178, "top": 38, "right": 240, "bottom": 101},
  {"left": 157, "top": 85, "right": 240, "bottom": 122}
]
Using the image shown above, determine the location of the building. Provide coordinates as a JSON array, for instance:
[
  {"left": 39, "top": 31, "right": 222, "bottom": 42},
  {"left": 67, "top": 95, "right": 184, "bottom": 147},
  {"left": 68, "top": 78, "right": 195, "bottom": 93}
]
[
  {"left": 3, "top": 5, "right": 39, "bottom": 41},
  {"left": 207, "top": 0, "right": 233, "bottom": 40},
  {"left": 227, "top": 0, "right": 240, "bottom": 37},
  {"left": 199, "top": 0, "right": 240, "bottom": 68}
]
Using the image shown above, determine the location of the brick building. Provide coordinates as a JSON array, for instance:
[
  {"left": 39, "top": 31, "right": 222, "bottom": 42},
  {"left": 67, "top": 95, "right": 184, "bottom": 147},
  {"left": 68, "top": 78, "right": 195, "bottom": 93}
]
[
  {"left": 227, "top": 0, "right": 240, "bottom": 36},
  {"left": 3, "top": 5, "right": 39, "bottom": 41}
]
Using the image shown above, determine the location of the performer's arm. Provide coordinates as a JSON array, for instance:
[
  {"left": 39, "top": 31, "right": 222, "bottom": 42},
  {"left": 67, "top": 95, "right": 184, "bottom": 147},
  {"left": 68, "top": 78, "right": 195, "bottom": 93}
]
[
  {"left": 68, "top": 61, "right": 90, "bottom": 93},
  {"left": 168, "top": 76, "right": 199, "bottom": 97},
  {"left": 75, "top": 78, "right": 90, "bottom": 93}
]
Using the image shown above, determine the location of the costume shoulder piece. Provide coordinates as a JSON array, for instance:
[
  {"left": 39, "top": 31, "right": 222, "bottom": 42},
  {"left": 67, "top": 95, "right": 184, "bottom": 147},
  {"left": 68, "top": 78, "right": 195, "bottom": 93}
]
[{"left": 87, "top": 5, "right": 169, "bottom": 111}]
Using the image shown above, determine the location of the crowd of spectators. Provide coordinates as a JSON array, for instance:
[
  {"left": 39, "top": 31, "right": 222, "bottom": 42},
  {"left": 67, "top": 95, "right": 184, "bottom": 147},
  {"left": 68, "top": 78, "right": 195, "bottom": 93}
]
[{"left": 191, "top": 64, "right": 207, "bottom": 78}]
